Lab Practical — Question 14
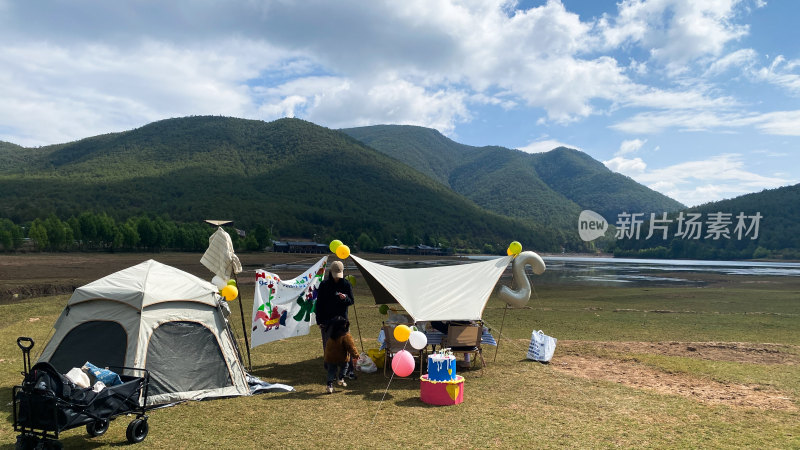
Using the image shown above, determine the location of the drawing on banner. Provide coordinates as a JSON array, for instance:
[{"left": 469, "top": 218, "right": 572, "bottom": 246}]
[{"left": 251, "top": 256, "right": 327, "bottom": 348}]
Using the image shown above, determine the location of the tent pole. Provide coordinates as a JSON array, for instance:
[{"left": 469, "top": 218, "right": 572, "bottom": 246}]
[
  {"left": 494, "top": 304, "right": 509, "bottom": 363},
  {"left": 233, "top": 273, "right": 253, "bottom": 371}
]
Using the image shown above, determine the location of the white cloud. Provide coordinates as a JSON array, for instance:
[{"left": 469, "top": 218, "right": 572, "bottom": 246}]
[
  {"left": 612, "top": 109, "right": 800, "bottom": 135},
  {"left": 603, "top": 155, "right": 647, "bottom": 174},
  {"left": 751, "top": 110, "right": 800, "bottom": 136},
  {"left": 519, "top": 138, "right": 581, "bottom": 154},
  {"left": 754, "top": 55, "right": 800, "bottom": 95},
  {"left": 621, "top": 86, "right": 738, "bottom": 110},
  {"left": 311, "top": 77, "right": 472, "bottom": 134},
  {"left": 598, "top": 0, "right": 751, "bottom": 72},
  {"left": 0, "top": 0, "right": 792, "bottom": 208},
  {"left": 0, "top": 0, "right": 761, "bottom": 146},
  {"left": 2, "top": 0, "right": 627, "bottom": 143},
  {"left": 0, "top": 39, "right": 292, "bottom": 145},
  {"left": 604, "top": 153, "right": 793, "bottom": 206},
  {"left": 753, "top": 149, "right": 789, "bottom": 157},
  {"left": 705, "top": 48, "right": 758, "bottom": 76},
  {"left": 616, "top": 138, "right": 647, "bottom": 156},
  {"left": 628, "top": 58, "right": 648, "bottom": 75},
  {"left": 704, "top": 52, "right": 800, "bottom": 97}
]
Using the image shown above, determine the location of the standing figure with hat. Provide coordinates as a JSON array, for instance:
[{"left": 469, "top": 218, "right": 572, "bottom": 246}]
[{"left": 316, "top": 260, "right": 357, "bottom": 378}]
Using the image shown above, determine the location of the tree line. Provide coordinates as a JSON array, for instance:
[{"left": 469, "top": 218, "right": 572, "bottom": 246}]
[
  {"left": 0, "top": 211, "right": 565, "bottom": 256},
  {"left": 0, "top": 213, "right": 272, "bottom": 253}
]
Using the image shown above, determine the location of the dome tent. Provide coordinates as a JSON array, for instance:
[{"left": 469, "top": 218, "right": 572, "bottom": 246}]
[{"left": 37, "top": 259, "right": 249, "bottom": 406}]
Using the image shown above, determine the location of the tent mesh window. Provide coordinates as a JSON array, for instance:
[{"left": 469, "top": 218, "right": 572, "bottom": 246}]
[
  {"left": 48, "top": 321, "right": 127, "bottom": 373},
  {"left": 146, "top": 321, "right": 232, "bottom": 396}
]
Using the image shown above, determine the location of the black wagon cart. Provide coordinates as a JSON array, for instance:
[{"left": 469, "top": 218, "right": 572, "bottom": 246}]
[{"left": 12, "top": 337, "right": 151, "bottom": 449}]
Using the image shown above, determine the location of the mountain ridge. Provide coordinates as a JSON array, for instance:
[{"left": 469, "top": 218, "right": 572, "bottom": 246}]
[
  {"left": 342, "top": 125, "right": 685, "bottom": 230},
  {"left": 3, "top": 116, "right": 794, "bottom": 258},
  {"left": 0, "top": 116, "right": 560, "bottom": 251}
]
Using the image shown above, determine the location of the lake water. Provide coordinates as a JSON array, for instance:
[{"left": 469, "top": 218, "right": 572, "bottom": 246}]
[
  {"left": 265, "top": 255, "right": 800, "bottom": 287},
  {"left": 458, "top": 255, "right": 800, "bottom": 287},
  {"left": 529, "top": 256, "right": 800, "bottom": 287}
]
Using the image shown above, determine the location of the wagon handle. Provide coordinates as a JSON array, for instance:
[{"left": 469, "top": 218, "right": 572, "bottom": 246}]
[
  {"left": 17, "top": 336, "right": 34, "bottom": 376},
  {"left": 17, "top": 336, "right": 34, "bottom": 351}
]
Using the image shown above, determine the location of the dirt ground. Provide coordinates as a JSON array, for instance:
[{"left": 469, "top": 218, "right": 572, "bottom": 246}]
[
  {"left": 0, "top": 251, "right": 460, "bottom": 301},
  {"left": 552, "top": 340, "right": 798, "bottom": 411},
  {"left": 2, "top": 252, "right": 797, "bottom": 411}
]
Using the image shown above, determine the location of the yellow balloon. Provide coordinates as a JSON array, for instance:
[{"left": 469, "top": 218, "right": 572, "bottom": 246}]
[
  {"left": 221, "top": 285, "right": 238, "bottom": 301},
  {"left": 329, "top": 240, "right": 342, "bottom": 253},
  {"left": 507, "top": 247, "right": 513, "bottom": 256},
  {"left": 508, "top": 241, "right": 522, "bottom": 255},
  {"left": 335, "top": 244, "right": 350, "bottom": 259},
  {"left": 393, "top": 324, "right": 411, "bottom": 342}
]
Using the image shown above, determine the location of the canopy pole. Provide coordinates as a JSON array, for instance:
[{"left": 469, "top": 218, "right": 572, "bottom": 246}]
[
  {"left": 351, "top": 301, "right": 365, "bottom": 353},
  {"left": 233, "top": 273, "right": 252, "bottom": 371},
  {"left": 494, "top": 304, "right": 509, "bottom": 363}
]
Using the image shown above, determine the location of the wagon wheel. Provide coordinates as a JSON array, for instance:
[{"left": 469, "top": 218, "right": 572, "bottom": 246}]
[
  {"left": 86, "top": 419, "right": 109, "bottom": 437},
  {"left": 31, "top": 438, "right": 62, "bottom": 449},
  {"left": 15, "top": 434, "right": 39, "bottom": 450},
  {"left": 126, "top": 418, "right": 149, "bottom": 444}
]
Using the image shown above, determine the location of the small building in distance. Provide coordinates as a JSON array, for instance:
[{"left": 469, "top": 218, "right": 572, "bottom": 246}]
[
  {"left": 272, "top": 240, "right": 328, "bottom": 253},
  {"left": 381, "top": 244, "right": 449, "bottom": 256}
]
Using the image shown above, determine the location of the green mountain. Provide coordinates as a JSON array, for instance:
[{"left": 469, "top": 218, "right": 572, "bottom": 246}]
[
  {"left": 0, "top": 140, "right": 45, "bottom": 171},
  {"left": 342, "top": 125, "right": 685, "bottom": 230},
  {"left": 612, "top": 183, "right": 800, "bottom": 259},
  {"left": 0, "top": 116, "right": 559, "bottom": 251},
  {"left": 531, "top": 147, "right": 685, "bottom": 220}
]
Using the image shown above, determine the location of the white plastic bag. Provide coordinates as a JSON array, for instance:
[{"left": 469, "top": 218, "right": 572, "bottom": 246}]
[
  {"left": 65, "top": 367, "right": 91, "bottom": 388},
  {"left": 356, "top": 351, "right": 377, "bottom": 373},
  {"left": 527, "top": 330, "right": 557, "bottom": 362}
]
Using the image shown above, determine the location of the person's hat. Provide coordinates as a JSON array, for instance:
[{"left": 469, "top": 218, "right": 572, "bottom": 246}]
[{"left": 331, "top": 260, "right": 344, "bottom": 278}]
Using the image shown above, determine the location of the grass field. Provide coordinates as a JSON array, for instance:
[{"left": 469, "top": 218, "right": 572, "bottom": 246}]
[{"left": 0, "top": 253, "right": 798, "bottom": 448}]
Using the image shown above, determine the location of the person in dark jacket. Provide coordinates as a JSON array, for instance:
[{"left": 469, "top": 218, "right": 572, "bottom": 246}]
[
  {"left": 323, "top": 316, "right": 359, "bottom": 393},
  {"left": 315, "top": 260, "right": 356, "bottom": 376}
]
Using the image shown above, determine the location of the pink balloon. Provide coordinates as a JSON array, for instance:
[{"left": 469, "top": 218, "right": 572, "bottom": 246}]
[{"left": 391, "top": 350, "right": 415, "bottom": 377}]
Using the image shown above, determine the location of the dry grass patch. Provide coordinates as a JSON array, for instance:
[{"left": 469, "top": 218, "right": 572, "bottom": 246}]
[{"left": 552, "top": 340, "right": 799, "bottom": 411}]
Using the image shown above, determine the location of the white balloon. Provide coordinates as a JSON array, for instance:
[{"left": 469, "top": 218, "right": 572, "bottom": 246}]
[
  {"left": 408, "top": 330, "right": 428, "bottom": 350},
  {"left": 211, "top": 276, "right": 227, "bottom": 289}
]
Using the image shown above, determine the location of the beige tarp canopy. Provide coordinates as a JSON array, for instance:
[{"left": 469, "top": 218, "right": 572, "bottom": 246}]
[{"left": 351, "top": 254, "right": 512, "bottom": 322}]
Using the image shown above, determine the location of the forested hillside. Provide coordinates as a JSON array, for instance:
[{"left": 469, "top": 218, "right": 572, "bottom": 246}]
[
  {"left": 531, "top": 148, "right": 685, "bottom": 220},
  {"left": 611, "top": 183, "right": 800, "bottom": 259},
  {"left": 342, "top": 125, "right": 685, "bottom": 233},
  {"left": 5, "top": 116, "right": 787, "bottom": 259},
  {"left": 0, "top": 116, "right": 560, "bottom": 253}
]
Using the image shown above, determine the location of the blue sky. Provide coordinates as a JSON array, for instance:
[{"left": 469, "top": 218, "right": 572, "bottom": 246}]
[{"left": 1, "top": 0, "right": 798, "bottom": 207}]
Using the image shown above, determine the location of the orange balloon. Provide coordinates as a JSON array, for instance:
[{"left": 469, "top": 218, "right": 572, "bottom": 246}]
[
  {"left": 335, "top": 244, "right": 350, "bottom": 259},
  {"left": 221, "top": 285, "right": 238, "bottom": 301},
  {"left": 393, "top": 324, "right": 411, "bottom": 342}
]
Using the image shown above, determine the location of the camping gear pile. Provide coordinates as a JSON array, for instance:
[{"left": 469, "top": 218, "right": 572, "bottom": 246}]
[
  {"left": 11, "top": 258, "right": 251, "bottom": 446},
  {"left": 13, "top": 337, "right": 150, "bottom": 449}
]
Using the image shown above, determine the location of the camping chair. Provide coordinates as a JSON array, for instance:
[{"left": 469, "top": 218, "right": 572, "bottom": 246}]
[
  {"left": 444, "top": 322, "right": 486, "bottom": 373},
  {"left": 382, "top": 324, "right": 426, "bottom": 379}
]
